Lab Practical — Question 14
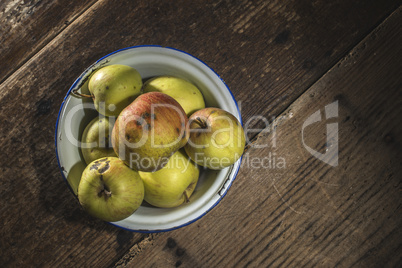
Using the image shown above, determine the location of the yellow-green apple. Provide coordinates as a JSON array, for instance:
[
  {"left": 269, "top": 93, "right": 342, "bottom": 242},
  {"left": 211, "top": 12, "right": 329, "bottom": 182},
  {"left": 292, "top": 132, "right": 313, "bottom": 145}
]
[
  {"left": 139, "top": 149, "right": 199, "bottom": 208},
  {"left": 78, "top": 157, "right": 144, "bottom": 222},
  {"left": 81, "top": 116, "right": 116, "bottom": 165},
  {"left": 143, "top": 76, "right": 205, "bottom": 116},
  {"left": 184, "top": 108, "right": 245, "bottom": 170},
  {"left": 112, "top": 92, "right": 189, "bottom": 172},
  {"left": 88, "top": 64, "right": 142, "bottom": 116}
]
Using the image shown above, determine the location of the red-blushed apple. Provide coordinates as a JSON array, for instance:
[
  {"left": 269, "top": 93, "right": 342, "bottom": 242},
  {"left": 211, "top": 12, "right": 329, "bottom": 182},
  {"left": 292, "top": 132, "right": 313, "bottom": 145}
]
[
  {"left": 139, "top": 149, "right": 199, "bottom": 208},
  {"left": 112, "top": 92, "right": 189, "bottom": 172},
  {"left": 78, "top": 157, "right": 144, "bottom": 222},
  {"left": 184, "top": 107, "right": 245, "bottom": 170}
]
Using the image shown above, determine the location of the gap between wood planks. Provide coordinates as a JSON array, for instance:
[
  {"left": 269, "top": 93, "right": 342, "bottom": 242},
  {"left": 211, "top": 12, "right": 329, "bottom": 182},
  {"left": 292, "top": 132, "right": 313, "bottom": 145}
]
[
  {"left": 110, "top": 5, "right": 402, "bottom": 267},
  {"left": 0, "top": 0, "right": 101, "bottom": 86}
]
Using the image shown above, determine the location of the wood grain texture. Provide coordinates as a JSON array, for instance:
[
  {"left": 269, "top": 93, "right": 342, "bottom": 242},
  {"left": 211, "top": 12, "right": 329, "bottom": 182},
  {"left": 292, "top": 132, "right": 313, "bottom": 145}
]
[
  {"left": 1, "top": 0, "right": 399, "bottom": 135},
  {"left": 118, "top": 7, "right": 402, "bottom": 268},
  {"left": 0, "top": 0, "right": 400, "bottom": 267},
  {"left": 0, "top": 0, "right": 98, "bottom": 83}
]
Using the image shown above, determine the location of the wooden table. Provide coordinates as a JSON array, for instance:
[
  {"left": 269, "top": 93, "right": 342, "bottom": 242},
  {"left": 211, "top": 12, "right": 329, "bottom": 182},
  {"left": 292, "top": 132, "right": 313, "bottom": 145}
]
[{"left": 1, "top": 1, "right": 401, "bottom": 267}]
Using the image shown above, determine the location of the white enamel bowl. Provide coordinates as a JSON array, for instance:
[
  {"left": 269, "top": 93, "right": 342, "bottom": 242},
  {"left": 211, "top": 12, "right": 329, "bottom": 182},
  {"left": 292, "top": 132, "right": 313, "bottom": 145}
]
[{"left": 55, "top": 46, "right": 242, "bottom": 232}]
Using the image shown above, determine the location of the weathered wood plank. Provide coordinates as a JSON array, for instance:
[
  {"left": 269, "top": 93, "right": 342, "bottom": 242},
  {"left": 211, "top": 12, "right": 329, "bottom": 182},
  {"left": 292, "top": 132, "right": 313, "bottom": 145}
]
[
  {"left": 2, "top": 0, "right": 399, "bottom": 135},
  {"left": 0, "top": 0, "right": 98, "bottom": 83},
  {"left": 0, "top": 0, "right": 400, "bottom": 267},
  {"left": 119, "top": 7, "right": 402, "bottom": 267}
]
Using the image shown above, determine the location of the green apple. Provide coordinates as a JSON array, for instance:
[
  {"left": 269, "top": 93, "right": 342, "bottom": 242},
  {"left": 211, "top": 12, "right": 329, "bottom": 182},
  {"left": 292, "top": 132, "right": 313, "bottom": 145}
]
[
  {"left": 143, "top": 76, "right": 205, "bottom": 116},
  {"left": 78, "top": 157, "right": 144, "bottom": 222},
  {"left": 139, "top": 150, "right": 199, "bottom": 208},
  {"left": 185, "top": 108, "right": 245, "bottom": 170},
  {"left": 112, "top": 92, "right": 189, "bottom": 172},
  {"left": 81, "top": 116, "right": 116, "bottom": 165},
  {"left": 88, "top": 64, "right": 143, "bottom": 116},
  {"left": 66, "top": 161, "right": 87, "bottom": 195}
]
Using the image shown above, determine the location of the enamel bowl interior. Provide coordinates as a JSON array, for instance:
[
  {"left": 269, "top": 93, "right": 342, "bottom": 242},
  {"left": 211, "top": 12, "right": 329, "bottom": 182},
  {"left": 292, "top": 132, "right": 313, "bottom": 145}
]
[{"left": 55, "top": 46, "right": 242, "bottom": 232}]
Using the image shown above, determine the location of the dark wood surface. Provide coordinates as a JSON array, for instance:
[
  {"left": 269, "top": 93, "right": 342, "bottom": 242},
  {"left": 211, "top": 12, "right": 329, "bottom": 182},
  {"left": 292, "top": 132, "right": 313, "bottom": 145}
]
[{"left": 0, "top": 1, "right": 401, "bottom": 267}]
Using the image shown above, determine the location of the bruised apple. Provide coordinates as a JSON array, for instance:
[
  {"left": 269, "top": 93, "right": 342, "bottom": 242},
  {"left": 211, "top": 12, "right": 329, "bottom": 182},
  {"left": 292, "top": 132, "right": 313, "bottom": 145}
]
[
  {"left": 185, "top": 108, "right": 245, "bottom": 170},
  {"left": 139, "top": 150, "right": 199, "bottom": 208},
  {"left": 78, "top": 157, "right": 144, "bottom": 222},
  {"left": 112, "top": 92, "right": 189, "bottom": 172}
]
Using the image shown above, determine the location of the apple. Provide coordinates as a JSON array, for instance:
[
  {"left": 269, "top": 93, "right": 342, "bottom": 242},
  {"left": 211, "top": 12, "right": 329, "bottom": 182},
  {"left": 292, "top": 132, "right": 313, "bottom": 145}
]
[
  {"left": 184, "top": 108, "right": 245, "bottom": 170},
  {"left": 66, "top": 161, "right": 86, "bottom": 195},
  {"left": 78, "top": 157, "right": 144, "bottom": 222},
  {"left": 143, "top": 76, "right": 205, "bottom": 116},
  {"left": 112, "top": 92, "right": 189, "bottom": 172},
  {"left": 139, "top": 149, "right": 199, "bottom": 208},
  {"left": 81, "top": 116, "right": 116, "bottom": 165},
  {"left": 88, "top": 64, "right": 142, "bottom": 116}
]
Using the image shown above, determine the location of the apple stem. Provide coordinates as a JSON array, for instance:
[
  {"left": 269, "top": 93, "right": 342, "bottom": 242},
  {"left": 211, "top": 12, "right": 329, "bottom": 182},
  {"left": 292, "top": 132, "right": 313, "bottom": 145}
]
[
  {"left": 183, "top": 192, "right": 190, "bottom": 203},
  {"left": 193, "top": 117, "right": 207, "bottom": 129},
  {"left": 104, "top": 189, "right": 112, "bottom": 197},
  {"left": 72, "top": 89, "right": 93, "bottom": 98}
]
